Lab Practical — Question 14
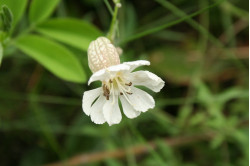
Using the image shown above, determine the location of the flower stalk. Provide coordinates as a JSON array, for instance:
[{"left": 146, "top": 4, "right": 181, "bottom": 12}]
[{"left": 107, "top": 0, "right": 121, "bottom": 42}]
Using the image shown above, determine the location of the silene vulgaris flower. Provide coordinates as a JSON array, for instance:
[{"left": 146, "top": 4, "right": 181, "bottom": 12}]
[{"left": 82, "top": 37, "right": 164, "bottom": 126}]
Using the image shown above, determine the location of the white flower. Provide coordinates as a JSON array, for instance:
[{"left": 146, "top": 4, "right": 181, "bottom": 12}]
[{"left": 82, "top": 37, "right": 164, "bottom": 126}]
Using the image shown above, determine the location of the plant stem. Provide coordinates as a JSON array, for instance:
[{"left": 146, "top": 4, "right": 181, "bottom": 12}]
[
  {"left": 120, "top": 0, "right": 223, "bottom": 44},
  {"left": 104, "top": 0, "right": 114, "bottom": 15},
  {"left": 107, "top": 0, "right": 120, "bottom": 42}
]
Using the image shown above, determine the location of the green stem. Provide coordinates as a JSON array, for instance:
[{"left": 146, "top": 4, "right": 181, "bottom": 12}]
[
  {"left": 120, "top": 0, "right": 223, "bottom": 44},
  {"left": 107, "top": 1, "right": 120, "bottom": 42},
  {"left": 104, "top": 0, "right": 114, "bottom": 15}
]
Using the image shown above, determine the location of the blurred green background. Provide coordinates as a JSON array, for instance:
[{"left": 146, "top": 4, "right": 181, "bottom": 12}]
[{"left": 0, "top": 0, "right": 249, "bottom": 166}]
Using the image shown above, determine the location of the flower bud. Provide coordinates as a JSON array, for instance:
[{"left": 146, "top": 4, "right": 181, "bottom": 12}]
[{"left": 88, "top": 37, "right": 120, "bottom": 73}]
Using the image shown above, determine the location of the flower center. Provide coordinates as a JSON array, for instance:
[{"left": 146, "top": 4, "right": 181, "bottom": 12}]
[{"left": 102, "top": 76, "right": 133, "bottom": 101}]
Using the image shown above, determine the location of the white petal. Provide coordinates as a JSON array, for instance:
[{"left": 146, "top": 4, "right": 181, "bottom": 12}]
[
  {"left": 123, "top": 60, "right": 150, "bottom": 72},
  {"left": 128, "top": 87, "right": 155, "bottom": 112},
  {"left": 103, "top": 96, "right": 122, "bottom": 126},
  {"left": 129, "top": 71, "right": 165, "bottom": 92},
  {"left": 82, "top": 87, "right": 101, "bottom": 116},
  {"left": 88, "top": 64, "right": 130, "bottom": 85},
  {"left": 108, "top": 63, "right": 130, "bottom": 72},
  {"left": 88, "top": 69, "right": 108, "bottom": 85},
  {"left": 90, "top": 96, "right": 106, "bottom": 124},
  {"left": 120, "top": 96, "right": 141, "bottom": 119}
]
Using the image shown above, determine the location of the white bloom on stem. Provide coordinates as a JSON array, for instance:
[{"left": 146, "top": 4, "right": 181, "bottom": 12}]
[{"left": 82, "top": 37, "right": 164, "bottom": 126}]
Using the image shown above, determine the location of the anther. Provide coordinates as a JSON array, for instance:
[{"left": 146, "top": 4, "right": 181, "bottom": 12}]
[
  {"left": 103, "top": 84, "right": 110, "bottom": 100},
  {"left": 120, "top": 92, "right": 123, "bottom": 95},
  {"left": 109, "top": 79, "right": 113, "bottom": 83},
  {"left": 125, "top": 82, "right": 132, "bottom": 86},
  {"left": 126, "top": 92, "right": 133, "bottom": 95}
]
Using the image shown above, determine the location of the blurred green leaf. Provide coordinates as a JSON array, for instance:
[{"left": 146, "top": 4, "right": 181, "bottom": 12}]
[
  {"left": 150, "top": 47, "right": 197, "bottom": 84},
  {"left": 152, "top": 30, "right": 185, "bottom": 41},
  {"left": 119, "top": 2, "right": 137, "bottom": 42},
  {"left": 15, "top": 35, "right": 86, "bottom": 83},
  {"left": 197, "top": 82, "right": 213, "bottom": 104},
  {"left": 0, "top": 12, "right": 9, "bottom": 31},
  {"left": 189, "top": 112, "right": 206, "bottom": 126},
  {"left": 2, "top": 5, "right": 12, "bottom": 24},
  {"left": 29, "top": 0, "right": 60, "bottom": 24},
  {"left": 155, "top": 0, "right": 223, "bottom": 47},
  {"left": 0, "top": 0, "right": 27, "bottom": 27},
  {"left": 0, "top": 5, "right": 13, "bottom": 32},
  {"left": 156, "top": 139, "right": 176, "bottom": 165},
  {"left": 0, "top": 43, "right": 2, "bottom": 66},
  {"left": 231, "top": 129, "right": 248, "bottom": 144},
  {"left": 216, "top": 88, "right": 248, "bottom": 104},
  {"left": 36, "top": 18, "right": 103, "bottom": 51},
  {"left": 177, "top": 106, "right": 192, "bottom": 127},
  {"left": 20, "top": 148, "right": 45, "bottom": 166},
  {"left": 81, "top": 125, "right": 106, "bottom": 137},
  {"left": 121, "top": 0, "right": 223, "bottom": 44},
  {"left": 105, "top": 159, "right": 123, "bottom": 166},
  {"left": 210, "top": 134, "right": 224, "bottom": 149}
]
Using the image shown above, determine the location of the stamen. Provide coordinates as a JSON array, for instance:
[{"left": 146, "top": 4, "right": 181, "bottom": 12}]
[
  {"left": 115, "top": 77, "right": 129, "bottom": 93},
  {"left": 115, "top": 77, "right": 134, "bottom": 106},
  {"left": 102, "top": 84, "right": 110, "bottom": 100},
  {"left": 125, "top": 82, "right": 132, "bottom": 86},
  {"left": 120, "top": 92, "right": 123, "bottom": 95},
  {"left": 115, "top": 77, "right": 131, "bottom": 92},
  {"left": 110, "top": 81, "right": 115, "bottom": 104}
]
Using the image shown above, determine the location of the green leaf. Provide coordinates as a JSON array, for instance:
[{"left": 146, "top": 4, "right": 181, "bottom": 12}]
[
  {"left": 29, "top": 0, "right": 60, "bottom": 24},
  {"left": 210, "top": 134, "right": 224, "bottom": 149},
  {"left": 0, "top": 12, "right": 8, "bottom": 31},
  {"left": 15, "top": 35, "right": 86, "bottom": 83},
  {"left": 198, "top": 82, "right": 213, "bottom": 104},
  {"left": 0, "top": 0, "right": 27, "bottom": 27},
  {"left": 150, "top": 47, "right": 197, "bottom": 84},
  {"left": 2, "top": 5, "right": 13, "bottom": 24},
  {"left": 36, "top": 18, "right": 103, "bottom": 51},
  {"left": 216, "top": 88, "right": 249, "bottom": 104},
  {"left": 189, "top": 112, "right": 206, "bottom": 126},
  {"left": 1, "top": 5, "right": 13, "bottom": 32}
]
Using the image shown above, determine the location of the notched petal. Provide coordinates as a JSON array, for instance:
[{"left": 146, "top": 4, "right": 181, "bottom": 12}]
[
  {"left": 129, "top": 71, "right": 165, "bottom": 92},
  {"left": 120, "top": 96, "right": 141, "bottom": 119},
  {"left": 127, "top": 87, "right": 155, "bottom": 112},
  {"left": 103, "top": 96, "right": 122, "bottom": 126},
  {"left": 88, "top": 64, "right": 130, "bottom": 85},
  {"left": 90, "top": 96, "right": 106, "bottom": 124},
  {"left": 123, "top": 60, "right": 150, "bottom": 72},
  {"left": 82, "top": 87, "right": 102, "bottom": 116}
]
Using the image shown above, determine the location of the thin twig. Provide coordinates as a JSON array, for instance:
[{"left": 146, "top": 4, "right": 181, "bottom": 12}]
[
  {"left": 219, "top": 19, "right": 248, "bottom": 44},
  {"left": 44, "top": 132, "right": 215, "bottom": 166},
  {"left": 26, "top": 64, "right": 43, "bottom": 91},
  {"left": 44, "top": 120, "right": 249, "bottom": 166}
]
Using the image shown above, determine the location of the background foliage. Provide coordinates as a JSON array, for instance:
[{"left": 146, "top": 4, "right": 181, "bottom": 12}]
[{"left": 0, "top": 0, "right": 248, "bottom": 166}]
